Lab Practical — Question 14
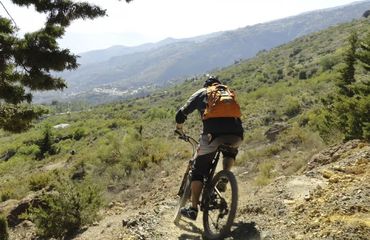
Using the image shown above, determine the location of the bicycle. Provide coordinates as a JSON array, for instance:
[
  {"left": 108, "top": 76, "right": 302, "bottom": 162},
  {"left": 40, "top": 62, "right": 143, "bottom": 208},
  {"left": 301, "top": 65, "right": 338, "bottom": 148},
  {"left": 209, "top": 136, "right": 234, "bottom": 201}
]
[{"left": 173, "top": 131, "right": 238, "bottom": 240}]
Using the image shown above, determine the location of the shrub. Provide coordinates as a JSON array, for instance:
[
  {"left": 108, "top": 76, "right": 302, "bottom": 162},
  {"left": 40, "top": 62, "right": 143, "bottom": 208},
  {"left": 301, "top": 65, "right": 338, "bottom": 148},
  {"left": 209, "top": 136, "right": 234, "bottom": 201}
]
[
  {"left": 0, "top": 215, "right": 9, "bottom": 240},
  {"left": 264, "top": 144, "right": 283, "bottom": 156},
  {"left": 144, "top": 107, "right": 171, "bottom": 120},
  {"left": 283, "top": 157, "right": 307, "bottom": 176},
  {"left": 290, "top": 47, "right": 302, "bottom": 57},
  {"left": 298, "top": 70, "right": 307, "bottom": 80},
  {"left": 0, "top": 149, "right": 16, "bottom": 161},
  {"left": 320, "top": 55, "right": 338, "bottom": 71},
  {"left": 255, "top": 161, "right": 275, "bottom": 186},
  {"left": 28, "top": 178, "right": 103, "bottom": 239},
  {"left": 36, "top": 126, "right": 57, "bottom": 160},
  {"left": 73, "top": 128, "right": 87, "bottom": 141},
  {"left": 283, "top": 97, "right": 301, "bottom": 118},
  {"left": 0, "top": 190, "right": 14, "bottom": 202},
  {"left": 17, "top": 144, "right": 40, "bottom": 156},
  {"left": 29, "top": 173, "right": 51, "bottom": 191}
]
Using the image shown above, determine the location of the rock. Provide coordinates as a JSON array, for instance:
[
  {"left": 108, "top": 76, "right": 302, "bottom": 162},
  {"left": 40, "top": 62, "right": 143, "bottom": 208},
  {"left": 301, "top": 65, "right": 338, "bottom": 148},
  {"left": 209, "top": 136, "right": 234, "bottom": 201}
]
[
  {"left": 328, "top": 177, "right": 339, "bottom": 183},
  {"left": 122, "top": 219, "right": 128, "bottom": 227},
  {"left": 53, "top": 123, "right": 70, "bottom": 129},
  {"left": 160, "top": 170, "right": 169, "bottom": 177},
  {"left": 20, "top": 220, "right": 34, "bottom": 228},
  {"left": 304, "top": 194, "right": 311, "bottom": 201},
  {"left": 5, "top": 192, "right": 43, "bottom": 227},
  {"left": 322, "top": 169, "right": 334, "bottom": 179},
  {"left": 264, "top": 123, "right": 290, "bottom": 142},
  {"left": 122, "top": 219, "right": 138, "bottom": 228},
  {"left": 0, "top": 149, "right": 16, "bottom": 162},
  {"left": 0, "top": 199, "right": 19, "bottom": 215},
  {"left": 307, "top": 140, "right": 364, "bottom": 170},
  {"left": 341, "top": 196, "right": 350, "bottom": 201},
  {"left": 71, "top": 165, "right": 86, "bottom": 180}
]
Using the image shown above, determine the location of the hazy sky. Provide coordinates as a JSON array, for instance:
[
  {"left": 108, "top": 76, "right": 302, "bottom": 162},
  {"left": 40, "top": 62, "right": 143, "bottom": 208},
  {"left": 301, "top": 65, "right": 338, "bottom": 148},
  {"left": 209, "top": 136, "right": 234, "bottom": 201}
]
[{"left": 0, "top": 0, "right": 361, "bottom": 53}]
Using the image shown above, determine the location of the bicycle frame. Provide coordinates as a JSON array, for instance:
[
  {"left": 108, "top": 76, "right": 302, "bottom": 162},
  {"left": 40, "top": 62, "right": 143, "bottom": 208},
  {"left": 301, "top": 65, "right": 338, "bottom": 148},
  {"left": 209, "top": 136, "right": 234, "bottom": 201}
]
[
  {"left": 200, "top": 150, "right": 222, "bottom": 211},
  {"left": 176, "top": 132, "right": 198, "bottom": 196},
  {"left": 175, "top": 132, "right": 223, "bottom": 206},
  {"left": 174, "top": 131, "right": 239, "bottom": 238}
]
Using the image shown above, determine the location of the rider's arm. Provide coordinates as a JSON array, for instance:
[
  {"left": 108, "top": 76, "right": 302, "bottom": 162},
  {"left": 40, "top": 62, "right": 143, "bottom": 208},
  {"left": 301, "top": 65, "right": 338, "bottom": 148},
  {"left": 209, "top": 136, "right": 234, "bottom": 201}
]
[{"left": 175, "top": 88, "right": 205, "bottom": 124}]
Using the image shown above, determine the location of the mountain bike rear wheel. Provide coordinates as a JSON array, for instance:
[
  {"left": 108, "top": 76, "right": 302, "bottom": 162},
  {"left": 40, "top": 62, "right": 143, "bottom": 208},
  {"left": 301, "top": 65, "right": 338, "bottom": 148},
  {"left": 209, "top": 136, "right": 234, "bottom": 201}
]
[
  {"left": 203, "top": 170, "right": 238, "bottom": 240},
  {"left": 173, "top": 174, "right": 191, "bottom": 225}
]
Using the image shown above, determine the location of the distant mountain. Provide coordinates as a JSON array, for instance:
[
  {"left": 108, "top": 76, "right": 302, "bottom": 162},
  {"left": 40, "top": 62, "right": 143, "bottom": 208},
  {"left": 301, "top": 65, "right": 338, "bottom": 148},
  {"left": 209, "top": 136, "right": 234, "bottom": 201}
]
[
  {"left": 77, "top": 32, "right": 224, "bottom": 65},
  {"left": 38, "top": 0, "right": 370, "bottom": 103}
]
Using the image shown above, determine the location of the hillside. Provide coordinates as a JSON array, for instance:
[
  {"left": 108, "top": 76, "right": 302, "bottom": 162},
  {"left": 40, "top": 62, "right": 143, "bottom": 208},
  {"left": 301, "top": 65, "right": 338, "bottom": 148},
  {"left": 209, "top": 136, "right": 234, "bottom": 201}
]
[
  {"left": 69, "top": 140, "right": 370, "bottom": 239},
  {"left": 35, "top": 0, "right": 370, "bottom": 104},
  {"left": 0, "top": 17, "right": 369, "bottom": 240}
]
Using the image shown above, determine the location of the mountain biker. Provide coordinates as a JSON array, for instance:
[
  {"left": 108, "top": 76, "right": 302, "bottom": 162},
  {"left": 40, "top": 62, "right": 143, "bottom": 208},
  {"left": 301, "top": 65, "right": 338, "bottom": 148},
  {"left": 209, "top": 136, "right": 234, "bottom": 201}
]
[{"left": 175, "top": 75, "right": 244, "bottom": 220}]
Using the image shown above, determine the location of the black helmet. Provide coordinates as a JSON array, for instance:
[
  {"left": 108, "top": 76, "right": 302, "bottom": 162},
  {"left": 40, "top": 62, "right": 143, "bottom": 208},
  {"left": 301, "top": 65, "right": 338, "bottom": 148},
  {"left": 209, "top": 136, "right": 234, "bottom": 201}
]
[{"left": 203, "top": 75, "right": 221, "bottom": 87}]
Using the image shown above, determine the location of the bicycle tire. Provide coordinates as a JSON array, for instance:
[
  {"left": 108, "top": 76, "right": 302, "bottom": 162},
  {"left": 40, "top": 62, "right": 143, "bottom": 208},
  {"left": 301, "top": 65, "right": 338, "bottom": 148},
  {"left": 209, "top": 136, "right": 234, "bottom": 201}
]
[
  {"left": 203, "top": 170, "right": 238, "bottom": 240},
  {"left": 173, "top": 174, "right": 191, "bottom": 225}
]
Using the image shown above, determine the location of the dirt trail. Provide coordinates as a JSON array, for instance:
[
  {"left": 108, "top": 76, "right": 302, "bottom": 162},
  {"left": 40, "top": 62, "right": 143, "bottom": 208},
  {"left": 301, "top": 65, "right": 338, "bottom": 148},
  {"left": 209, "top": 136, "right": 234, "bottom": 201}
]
[
  {"left": 7, "top": 141, "right": 370, "bottom": 239},
  {"left": 107, "top": 140, "right": 369, "bottom": 240}
]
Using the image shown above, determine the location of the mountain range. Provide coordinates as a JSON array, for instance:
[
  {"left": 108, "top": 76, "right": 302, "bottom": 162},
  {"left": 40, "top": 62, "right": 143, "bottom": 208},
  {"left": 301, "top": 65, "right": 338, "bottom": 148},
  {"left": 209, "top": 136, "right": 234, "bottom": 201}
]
[{"left": 37, "top": 0, "right": 370, "bottom": 104}]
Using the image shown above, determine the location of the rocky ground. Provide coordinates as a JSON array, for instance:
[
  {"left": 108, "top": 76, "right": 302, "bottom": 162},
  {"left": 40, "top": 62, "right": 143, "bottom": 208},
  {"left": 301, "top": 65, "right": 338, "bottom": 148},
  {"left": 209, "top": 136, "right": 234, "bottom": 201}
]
[
  {"left": 227, "top": 140, "right": 370, "bottom": 240},
  {"left": 3, "top": 140, "right": 370, "bottom": 239}
]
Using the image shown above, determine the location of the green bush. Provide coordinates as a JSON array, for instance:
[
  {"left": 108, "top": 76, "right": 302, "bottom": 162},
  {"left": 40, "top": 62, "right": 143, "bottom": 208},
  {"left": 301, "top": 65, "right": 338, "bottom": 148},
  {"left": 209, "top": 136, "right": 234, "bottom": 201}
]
[
  {"left": 29, "top": 173, "right": 51, "bottom": 191},
  {"left": 29, "top": 178, "right": 103, "bottom": 239},
  {"left": 283, "top": 97, "right": 301, "bottom": 118},
  {"left": 270, "top": 144, "right": 282, "bottom": 155},
  {"left": 144, "top": 107, "right": 171, "bottom": 120},
  {"left": 0, "top": 190, "right": 14, "bottom": 202},
  {"left": 255, "top": 161, "right": 275, "bottom": 186},
  {"left": 298, "top": 70, "right": 307, "bottom": 80},
  {"left": 73, "top": 128, "right": 87, "bottom": 141},
  {"left": 0, "top": 215, "right": 9, "bottom": 240},
  {"left": 18, "top": 144, "right": 40, "bottom": 156},
  {"left": 36, "top": 126, "right": 57, "bottom": 160},
  {"left": 320, "top": 55, "right": 338, "bottom": 71}
]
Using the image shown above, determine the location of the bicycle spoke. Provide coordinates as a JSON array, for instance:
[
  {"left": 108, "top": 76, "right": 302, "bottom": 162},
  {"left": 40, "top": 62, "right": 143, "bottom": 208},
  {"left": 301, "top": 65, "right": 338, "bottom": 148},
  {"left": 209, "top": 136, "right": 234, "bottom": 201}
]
[
  {"left": 208, "top": 211, "right": 219, "bottom": 230},
  {"left": 203, "top": 170, "right": 238, "bottom": 239},
  {"left": 207, "top": 193, "right": 229, "bottom": 231}
]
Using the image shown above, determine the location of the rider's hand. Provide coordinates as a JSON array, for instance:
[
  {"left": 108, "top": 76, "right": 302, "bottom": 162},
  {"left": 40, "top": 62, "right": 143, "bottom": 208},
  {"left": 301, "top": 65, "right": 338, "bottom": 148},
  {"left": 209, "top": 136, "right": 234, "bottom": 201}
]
[{"left": 175, "top": 123, "right": 184, "bottom": 136}]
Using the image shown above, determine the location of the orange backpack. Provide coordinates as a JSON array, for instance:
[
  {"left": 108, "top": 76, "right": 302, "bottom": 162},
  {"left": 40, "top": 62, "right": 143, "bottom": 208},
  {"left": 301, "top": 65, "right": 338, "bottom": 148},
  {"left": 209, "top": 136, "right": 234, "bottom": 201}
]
[{"left": 203, "top": 84, "right": 241, "bottom": 120}]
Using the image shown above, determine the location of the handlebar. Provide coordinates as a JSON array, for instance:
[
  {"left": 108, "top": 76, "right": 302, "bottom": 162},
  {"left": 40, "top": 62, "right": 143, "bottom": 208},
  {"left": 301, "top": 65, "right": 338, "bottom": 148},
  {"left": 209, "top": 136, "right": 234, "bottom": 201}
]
[
  {"left": 175, "top": 130, "right": 197, "bottom": 141},
  {"left": 175, "top": 129, "right": 190, "bottom": 141},
  {"left": 174, "top": 129, "right": 199, "bottom": 154}
]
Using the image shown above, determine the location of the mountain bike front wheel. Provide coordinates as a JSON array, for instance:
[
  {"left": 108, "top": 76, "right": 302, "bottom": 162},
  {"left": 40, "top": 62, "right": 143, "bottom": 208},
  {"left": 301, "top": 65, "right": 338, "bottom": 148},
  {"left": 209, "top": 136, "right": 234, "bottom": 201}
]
[
  {"left": 173, "top": 174, "right": 191, "bottom": 225},
  {"left": 203, "top": 170, "right": 238, "bottom": 240}
]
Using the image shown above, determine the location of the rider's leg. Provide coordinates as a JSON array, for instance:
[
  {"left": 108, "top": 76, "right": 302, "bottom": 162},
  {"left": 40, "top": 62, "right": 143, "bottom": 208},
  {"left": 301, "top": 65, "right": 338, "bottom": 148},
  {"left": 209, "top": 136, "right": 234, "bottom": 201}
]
[
  {"left": 190, "top": 152, "right": 216, "bottom": 207},
  {"left": 223, "top": 156, "right": 235, "bottom": 171},
  {"left": 219, "top": 135, "right": 243, "bottom": 170},
  {"left": 191, "top": 180, "right": 203, "bottom": 209},
  {"left": 180, "top": 150, "right": 215, "bottom": 220}
]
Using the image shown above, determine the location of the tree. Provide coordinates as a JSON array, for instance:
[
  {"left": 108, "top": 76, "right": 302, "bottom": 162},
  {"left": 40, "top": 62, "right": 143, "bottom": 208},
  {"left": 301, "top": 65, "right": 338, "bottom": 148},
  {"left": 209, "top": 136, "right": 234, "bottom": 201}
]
[
  {"left": 363, "top": 10, "right": 370, "bottom": 18},
  {"left": 332, "top": 32, "right": 370, "bottom": 141},
  {"left": 0, "top": 0, "right": 132, "bottom": 132},
  {"left": 357, "top": 33, "right": 370, "bottom": 71},
  {"left": 337, "top": 32, "right": 358, "bottom": 97},
  {"left": 318, "top": 31, "right": 370, "bottom": 142},
  {"left": 36, "top": 125, "right": 57, "bottom": 160},
  {"left": 356, "top": 33, "right": 370, "bottom": 139}
]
